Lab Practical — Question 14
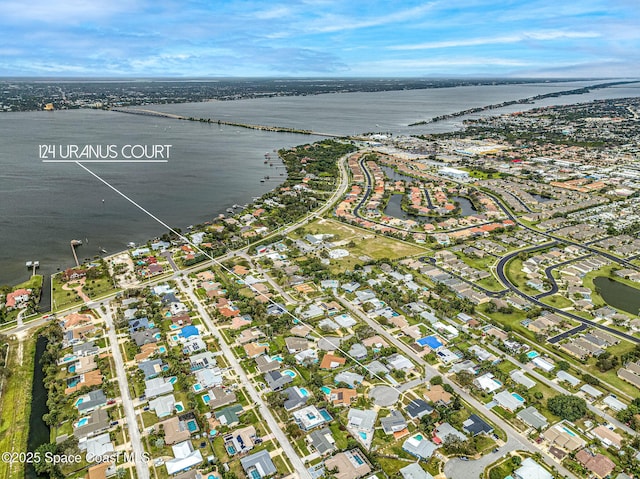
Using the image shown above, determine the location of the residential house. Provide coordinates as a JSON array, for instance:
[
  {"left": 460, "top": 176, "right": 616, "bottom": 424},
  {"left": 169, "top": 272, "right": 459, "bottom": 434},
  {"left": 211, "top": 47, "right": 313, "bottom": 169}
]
[
  {"left": 433, "top": 423, "right": 466, "bottom": 444},
  {"left": 165, "top": 440, "right": 203, "bottom": 476},
  {"left": 264, "top": 371, "right": 293, "bottom": 391},
  {"left": 399, "top": 463, "right": 434, "bottom": 479},
  {"left": 380, "top": 410, "right": 408, "bottom": 435},
  {"left": 293, "top": 405, "right": 327, "bottom": 431},
  {"left": 513, "top": 458, "right": 553, "bottom": 479},
  {"left": 307, "top": 427, "right": 337, "bottom": 456},
  {"left": 324, "top": 450, "right": 371, "bottom": 479},
  {"left": 575, "top": 450, "right": 615, "bottom": 479},
  {"left": 462, "top": 414, "right": 494, "bottom": 436},
  {"left": 517, "top": 406, "right": 548, "bottom": 430}
]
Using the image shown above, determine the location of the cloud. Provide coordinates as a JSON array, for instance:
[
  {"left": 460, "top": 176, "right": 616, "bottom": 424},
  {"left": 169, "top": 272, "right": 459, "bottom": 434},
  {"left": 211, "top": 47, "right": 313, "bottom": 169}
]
[{"left": 388, "top": 30, "right": 601, "bottom": 50}]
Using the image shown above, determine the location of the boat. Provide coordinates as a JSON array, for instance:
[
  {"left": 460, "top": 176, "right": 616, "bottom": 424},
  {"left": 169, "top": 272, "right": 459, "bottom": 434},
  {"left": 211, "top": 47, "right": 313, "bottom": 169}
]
[
  {"left": 71, "top": 239, "right": 83, "bottom": 246},
  {"left": 226, "top": 208, "right": 234, "bottom": 213},
  {"left": 260, "top": 179, "right": 265, "bottom": 183},
  {"left": 100, "top": 248, "right": 108, "bottom": 254},
  {"left": 264, "top": 160, "right": 268, "bottom": 164},
  {"left": 127, "top": 242, "right": 136, "bottom": 248},
  {"left": 233, "top": 204, "right": 240, "bottom": 208}
]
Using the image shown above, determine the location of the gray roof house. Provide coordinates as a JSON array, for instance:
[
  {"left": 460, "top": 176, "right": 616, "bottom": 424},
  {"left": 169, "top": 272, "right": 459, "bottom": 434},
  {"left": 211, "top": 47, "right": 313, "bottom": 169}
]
[
  {"left": 73, "top": 341, "right": 99, "bottom": 357},
  {"left": 282, "top": 386, "right": 308, "bottom": 411},
  {"left": 308, "top": 427, "right": 337, "bottom": 456},
  {"left": 348, "top": 343, "right": 368, "bottom": 360},
  {"left": 400, "top": 463, "right": 434, "bottom": 479},
  {"left": 240, "top": 449, "right": 277, "bottom": 478},
  {"left": 144, "top": 377, "right": 174, "bottom": 399},
  {"left": 77, "top": 390, "right": 107, "bottom": 414},
  {"left": 131, "top": 328, "right": 160, "bottom": 347},
  {"left": 149, "top": 394, "right": 176, "bottom": 418},
  {"left": 139, "top": 359, "right": 165, "bottom": 379},
  {"left": 517, "top": 406, "right": 548, "bottom": 430},
  {"left": 406, "top": 399, "right": 434, "bottom": 420},
  {"left": 381, "top": 410, "right": 408, "bottom": 435},
  {"left": 264, "top": 370, "right": 293, "bottom": 391},
  {"left": 73, "top": 408, "right": 110, "bottom": 439},
  {"left": 402, "top": 434, "right": 438, "bottom": 459},
  {"left": 334, "top": 371, "right": 364, "bottom": 388}
]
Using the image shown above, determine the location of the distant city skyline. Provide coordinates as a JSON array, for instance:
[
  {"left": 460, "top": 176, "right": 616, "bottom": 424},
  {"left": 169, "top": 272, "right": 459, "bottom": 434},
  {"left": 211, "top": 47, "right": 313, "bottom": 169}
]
[{"left": 0, "top": 0, "right": 639, "bottom": 78}]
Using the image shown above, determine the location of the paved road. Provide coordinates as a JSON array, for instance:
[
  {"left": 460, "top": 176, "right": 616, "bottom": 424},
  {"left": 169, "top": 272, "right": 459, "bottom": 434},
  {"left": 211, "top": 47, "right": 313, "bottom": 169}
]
[
  {"left": 100, "top": 306, "right": 150, "bottom": 479},
  {"left": 179, "top": 283, "right": 312, "bottom": 479},
  {"left": 481, "top": 341, "right": 639, "bottom": 437},
  {"left": 534, "top": 254, "right": 592, "bottom": 299},
  {"left": 336, "top": 297, "right": 578, "bottom": 479},
  {"left": 495, "top": 243, "right": 640, "bottom": 345}
]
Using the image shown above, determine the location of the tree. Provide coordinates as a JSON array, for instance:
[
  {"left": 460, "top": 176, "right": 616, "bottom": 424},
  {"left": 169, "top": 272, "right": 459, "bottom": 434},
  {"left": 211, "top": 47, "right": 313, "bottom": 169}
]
[
  {"left": 582, "top": 374, "right": 600, "bottom": 386},
  {"left": 547, "top": 395, "right": 587, "bottom": 421},
  {"left": 557, "top": 360, "right": 570, "bottom": 371},
  {"left": 430, "top": 375, "right": 443, "bottom": 385}
]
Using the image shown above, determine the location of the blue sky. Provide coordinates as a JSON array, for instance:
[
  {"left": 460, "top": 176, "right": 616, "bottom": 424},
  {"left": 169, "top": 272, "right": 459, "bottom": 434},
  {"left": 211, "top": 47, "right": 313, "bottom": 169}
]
[{"left": 0, "top": 0, "right": 638, "bottom": 77}]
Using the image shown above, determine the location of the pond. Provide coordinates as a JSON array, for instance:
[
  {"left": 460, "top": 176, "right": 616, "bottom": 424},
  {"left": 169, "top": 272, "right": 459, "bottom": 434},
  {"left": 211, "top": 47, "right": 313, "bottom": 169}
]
[
  {"left": 593, "top": 276, "right": 640, "bottom": 315},
  {"left": 383, "top": 193, "right": 477, "bottom": 222}
]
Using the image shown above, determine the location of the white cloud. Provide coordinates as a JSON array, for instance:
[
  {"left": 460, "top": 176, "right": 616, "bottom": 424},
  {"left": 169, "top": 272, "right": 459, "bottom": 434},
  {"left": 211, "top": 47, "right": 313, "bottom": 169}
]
[{"left": 388, "top": 30, "right": 601, "bottom": 50}]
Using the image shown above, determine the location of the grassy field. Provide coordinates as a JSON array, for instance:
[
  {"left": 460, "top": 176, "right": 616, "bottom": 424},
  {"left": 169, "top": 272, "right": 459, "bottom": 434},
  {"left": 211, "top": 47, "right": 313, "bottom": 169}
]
[
  {"left": 504, "top": 257, "right": 540, "bottom": 295},
  {"left": 540, "top": 294, "right": 573, "bottom": 309},
  {"left": 0, "top": 336, "right": 36, "bottom": 479},
  {"left": 291, "top": 218, "right": 427, "bottom": 271}
]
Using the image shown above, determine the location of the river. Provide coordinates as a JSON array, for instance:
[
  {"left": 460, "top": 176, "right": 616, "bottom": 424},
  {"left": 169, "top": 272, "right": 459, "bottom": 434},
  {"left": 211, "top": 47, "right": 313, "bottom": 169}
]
[
  {"left": 593, "top": 276, "right": 640, "bottom": 315},
  {"left": 2, "top": 80, "right": 640, "bottom": 288}
]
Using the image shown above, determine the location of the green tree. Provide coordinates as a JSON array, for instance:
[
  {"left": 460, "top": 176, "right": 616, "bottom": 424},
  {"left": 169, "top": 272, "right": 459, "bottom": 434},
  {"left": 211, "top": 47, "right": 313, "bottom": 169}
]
[{"left": 547, "top": 395, "right": 587, "bottom": 421}]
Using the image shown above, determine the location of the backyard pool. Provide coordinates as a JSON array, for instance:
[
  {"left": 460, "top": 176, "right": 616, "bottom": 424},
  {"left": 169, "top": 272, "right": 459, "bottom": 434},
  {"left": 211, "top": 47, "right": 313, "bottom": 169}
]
[
  {"left": 299, "top": 388, "right": 309, "bottom": 397},
  {"left": 202, "top": 394, "right": 211, "bottom": 404},
  {"left": 175, "top": 402, "right": 184, "bottom": 412},
  {"left": 75, "top": 417, "right": 88, "bottom": 427},
  {"left": 193, "top": 383, "right": 203, "bottom": 392},
  {"left": 414, "top": 433, "right": 424, "bottom": 441},
  {"left": 154, "top": 333, "right": 162, "bottom": 340},
  {"left": 321, "top": 386, "right": 331, "bottom": 395},
  {"left": 319, "top": 409, "right": 332, "bottom": 421},
  {"left": 283, "top": 369, "right": 297, "bottom": 378},
  {"left": 68, "top": 365, "right": 76, "bottom": 373},
  {"left": 511, "top": 392, "right": 525, "bottom": 402},
  {"left": 74, "top": 397, "right": 84, "bottom": 407},
  {"left": 158, "top": 346, "right": 167, "bottom": 353},
  {"left": 527, "top": 351, "right": 540, "bottom": 359},
  {"left": 271, "top": 355, "right": 283, "bottom": 362},
  {"left": 170, "top": 324, "right": 179, "bottom": 330},
  {"left": 187, "top": 419, "right": 198, "bottom": 432},
  {"left": 169, "top": 376, "right": 178, "bottom": 384},
  {"left": 359, "top": 432, "right": 367, "bottom": 440},
  {"left": 562, "top": 426, "right": 577, "bottom": 437}
]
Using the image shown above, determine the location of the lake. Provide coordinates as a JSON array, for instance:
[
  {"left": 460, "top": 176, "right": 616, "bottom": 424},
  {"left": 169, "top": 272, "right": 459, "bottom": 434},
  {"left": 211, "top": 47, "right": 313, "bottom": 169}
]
[{"left": 593, "top": 276, "right": 640, "bottom": 315}]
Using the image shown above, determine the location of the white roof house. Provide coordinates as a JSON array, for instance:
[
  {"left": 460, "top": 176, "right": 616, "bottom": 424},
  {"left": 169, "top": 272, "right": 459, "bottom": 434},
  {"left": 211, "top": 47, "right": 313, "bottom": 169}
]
[
  {"left": 165, "top": 440, "right": 203, "bottom": 476},
  {"left": 513, "top": 458, "right": 553, "bottom": 479},
  {"left": 510, "top": 370, "right": 536, "bottom": 389},
  {"left": 474, "top": 373, "right": 502, "bottom": 393}
]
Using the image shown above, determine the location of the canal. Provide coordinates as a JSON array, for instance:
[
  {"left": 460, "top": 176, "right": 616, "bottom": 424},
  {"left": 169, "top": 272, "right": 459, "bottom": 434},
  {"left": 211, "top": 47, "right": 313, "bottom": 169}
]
[
  {"left": 25, "top": 335, "right": 50, "bottom": 479},
  {"left": 593, "top": 276, "right": 640, "bottom": 315}
]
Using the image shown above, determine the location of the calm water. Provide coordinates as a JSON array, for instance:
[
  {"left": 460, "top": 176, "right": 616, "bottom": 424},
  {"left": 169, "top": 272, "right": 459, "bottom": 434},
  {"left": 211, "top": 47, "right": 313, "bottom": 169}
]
[
  {"left": 2, "top": 81, "right": 640, "bottom": 289},
  {"left": 25, "top": 336, "right": 49, "bottom": 479},
  {"left": 150, "top": 81, "right": 640, "bottom": 135},
  {"left": 0, "top": 109, "right": 313, "bottom": 287},
  {"left": 593, "top": 276, "right": 640, "bottom": 315}
]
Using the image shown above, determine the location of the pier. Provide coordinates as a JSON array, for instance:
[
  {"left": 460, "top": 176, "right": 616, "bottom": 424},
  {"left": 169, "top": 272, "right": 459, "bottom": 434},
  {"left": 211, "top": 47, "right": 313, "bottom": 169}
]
[{"left": 70, "top": 240, "right": 81, "bottom": 267}]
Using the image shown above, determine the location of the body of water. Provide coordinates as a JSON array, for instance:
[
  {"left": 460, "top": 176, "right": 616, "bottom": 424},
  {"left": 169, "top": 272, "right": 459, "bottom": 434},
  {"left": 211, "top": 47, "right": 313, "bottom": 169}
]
[
  {"left": 593, "top": 276, "right": 640, "bottom": 315},
  {"left": 2, "top": 81, "right": 640, "bottom": 288},
  {"left": 25, "top": 336, "right": 50, "bottom": 479},
  {"left": 0, "top": 109, "right": 314, "bottom": 287}
]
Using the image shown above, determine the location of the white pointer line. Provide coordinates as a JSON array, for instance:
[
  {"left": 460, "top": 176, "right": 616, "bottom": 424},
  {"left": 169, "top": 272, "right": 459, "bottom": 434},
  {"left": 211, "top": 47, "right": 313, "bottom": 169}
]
[
  {"left": 43, "top": 160, "right": 168, "bottom": 163},
  {"left": 73, "top": 160, "right": 423, "bottom": 405}
]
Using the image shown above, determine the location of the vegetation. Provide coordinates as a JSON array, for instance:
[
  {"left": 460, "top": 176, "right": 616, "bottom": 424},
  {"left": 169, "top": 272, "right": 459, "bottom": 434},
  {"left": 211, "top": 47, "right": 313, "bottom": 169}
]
[{"left": 547, "top": 395, "right": 587, "bottom": 421}]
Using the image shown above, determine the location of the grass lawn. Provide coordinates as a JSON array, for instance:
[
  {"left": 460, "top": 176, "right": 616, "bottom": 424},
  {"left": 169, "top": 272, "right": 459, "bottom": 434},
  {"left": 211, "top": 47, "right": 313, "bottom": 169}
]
[
  {"left": 329, "top": 423, "right": 349, "bottom": 450},
  {"left": 487, "top": 457, "right": 517, "bottom": 479},
  {"left": 0, "top": 336, "right": 36, "bottom": 479},
  {"left": 504, "top": 257, "right": 539, "bottom": 295},
  {"left": 14, "top": 274, "right": 43, "bottom": 291},
  {"left": 293, "top": 218, "right": 426, "bottom": 261},
  {"left": 540, "top": 294, "right": 573, "bottom": 309},
  {"left": 378, "top": 457, "right": 414, "bottom": 476}
]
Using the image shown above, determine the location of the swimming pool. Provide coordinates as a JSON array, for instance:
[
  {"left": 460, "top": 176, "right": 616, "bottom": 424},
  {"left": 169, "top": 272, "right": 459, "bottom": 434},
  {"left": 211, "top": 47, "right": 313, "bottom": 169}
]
[
  {"left": 169, "top": 376, "right": 177, "bottom": 384},
  {"left": 511, "top": 392, "right": 525, "bottom": 402},
  {"left": 299, "top": 388, "right": 309, "bottom": 397},
  {"left": 149, "top": 322, "right": 155, "bottom": 328},
  {"left": 76, "top": 417, "right": 88, "bottom": 427},
  {"left": 359, "top": 432, "right": 367, "bottom": 440},
  {"left": 227, "top": 445, "right": 237, "bottom": 455},
  {"left": 319, "top": 409, "right": 332, "bottom": 421},
  {"left": 321, "top": 386, "right": 331, "bottom": 395},
  {"left": 271, "top": 355, "right": 283, "bottom": 362},
  {"left": 158, "top": 346, "right": 167, "bottom": 353},
  {"left": 68, "top": 365, "right": 76, "bottom": 373},
  {"left": 353, "top": 454, "right": 364, "bottom": 465},
  {"left": 414, "top": 433, "right": 424, "bottom": 441},
  {"left": 562, "top": 426, "right": 576, "bottom": 437},
  {"left": 74, "top": 397, "right": 84, "bottom": 407},
  {"left": 202, "top": 394, "right": 211, "bottom": 404},
  {"left": 187, "top": 419, "right": 198, "bottom": 432},
  {"left": 283, "top": 369, "right": 297, "bottom": 378},
  {"left": 154, "top": 333, "right": 162, "bottom": 340},
  {"left": 172, "top": 335, "right": 179, "bottom": 341},
  {"left": 193, "top": 383, "right": 203, "bottom": 392},
  {"left": 527, "top": 351, "right": 540, "bottom": 359},
  {"left": 170, "top": 324, "right": 179, "bottom": 330},
  {"left": 175, "top": 402, "right": 184, "bottom": 412}
]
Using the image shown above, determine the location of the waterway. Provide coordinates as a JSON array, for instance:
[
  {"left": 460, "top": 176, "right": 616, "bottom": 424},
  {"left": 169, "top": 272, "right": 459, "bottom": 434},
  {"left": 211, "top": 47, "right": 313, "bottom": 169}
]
[
  {"left": 593, "top": 276, "right": 640, "bottom": 315},
  {"left": 25, "top": 335, "right": 50, "bottom": 479},
  {"left": 2, "top": 81, "right": 640, "bottom": 288},
  {"left": 0, "top": 110, "right": 312, "bottom": 288}
]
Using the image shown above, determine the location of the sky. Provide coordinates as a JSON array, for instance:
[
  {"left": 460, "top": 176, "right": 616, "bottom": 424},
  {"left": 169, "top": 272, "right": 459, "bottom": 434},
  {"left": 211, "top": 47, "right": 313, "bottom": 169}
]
[{"left": 0, "top": 0, "right": 638, "bottom": 78}]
